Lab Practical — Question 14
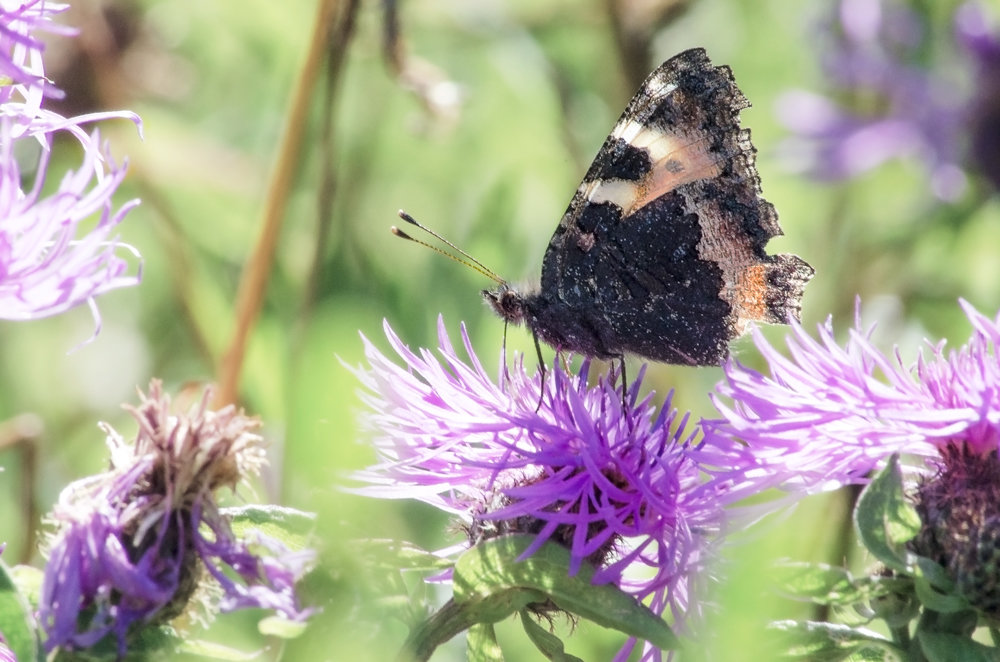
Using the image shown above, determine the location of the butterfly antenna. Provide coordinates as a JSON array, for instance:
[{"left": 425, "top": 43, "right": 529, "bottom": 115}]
[{"left": 394, "top": 210, "right": 505, "bottom": 285}]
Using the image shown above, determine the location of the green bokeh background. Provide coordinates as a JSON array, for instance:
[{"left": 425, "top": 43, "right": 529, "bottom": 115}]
[{"left": 2, "top": 0, "right": 998, "bottom": 659}]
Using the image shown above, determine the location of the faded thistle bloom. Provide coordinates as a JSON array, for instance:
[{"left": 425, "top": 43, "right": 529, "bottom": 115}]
[
  {"left": 708, "top": 299, "right": 1000, "bottom": 615},
  {"left": 354, "top": 318, "right": 758, "bottom": 660},
  {"left": 1, "top": 0, "right": 142, "bottom": 323},
  {"left": 39, "top": 381, "right": 313, "bottom": 655},
  {"left": 777, "top": 0, "right": 1000, "bottom": 199}
]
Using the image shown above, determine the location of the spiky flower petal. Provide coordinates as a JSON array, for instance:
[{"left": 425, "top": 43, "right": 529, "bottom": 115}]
[{"left": 0, "top": 0, "right": 142, "bottom": 324}]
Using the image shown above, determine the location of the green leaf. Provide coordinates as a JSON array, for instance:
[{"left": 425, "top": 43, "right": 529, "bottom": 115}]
[
  {"left": 124, "top": 626, "right": 181, "bottom": 660},
  {"left": 178, "top": 639, "right": 262, "bottom": 660},
  {"left": 468, "top": 623, "right": 503, "bottom": 662},
  {"left": 400, "top": 592, "right": 542, "bottom": 660},
  {"left": 8, "top": 564, "right": 42, "bottom": 610},
  {"left": 520, "top": 614, "right": 584, "bottom": 662},
  {"left": 0, "top": 560, "right": 41, "bottom": 662},
  {"left": 913, "top": 574, "right": 969, "bottom": 614},
  {"left": 52, "top": 625, "right": 181, "bottom": 661},
  {"left": 854, "top": 455, "right": 920, "bottom": 573},
  {"left": 352, "top": 538, "right": 455, "bottom": 573},
  {"left": 918, "top": 631, "right": 1000, "bottom": 662},
  {"left": 222, "top": 504, "right": 316, "bottom": 551},
  {"left": 913, "top": 556, "right": 955, "bottom": 593},
  {"left": 453, "top": 534, "right": 678, "bottom": 652},
  {"left": 773, "top": 561, "right": 919, "bottom": 630},
  {"left": 769, "top": 620, "right": 904, "bottom": 661},
  {"left": 865, "top": 580, "right": 920, "bottom": 630},
  {"left": 775, "top": 562, "right": 866, "bottom": 606},
  {"left": 257, "top": 615, "right": 308, "bottom": 639}
]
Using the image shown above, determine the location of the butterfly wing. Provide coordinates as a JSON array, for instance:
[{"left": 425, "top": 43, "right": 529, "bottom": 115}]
[{"left": 535, "top": 48, "right": 812, "bottom": 364}]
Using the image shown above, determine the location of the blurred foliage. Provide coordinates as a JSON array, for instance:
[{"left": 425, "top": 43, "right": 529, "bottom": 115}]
[{"left": 1, "top": 0, "right": 998, "bottom": 659}]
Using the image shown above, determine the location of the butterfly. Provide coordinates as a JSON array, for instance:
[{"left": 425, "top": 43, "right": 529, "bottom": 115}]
[{"left": 481, "top": 48, "right": 813, "bottom": 366}]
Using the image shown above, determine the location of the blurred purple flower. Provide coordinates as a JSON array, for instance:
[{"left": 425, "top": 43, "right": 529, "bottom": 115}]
[
  {"left": 1, "top": 0, "right": 142, "bottom": 325},
  {"left": 353, "top": 318, "right": 758, "bottom": 661},
  {"left": 958, "top": 2, "right": 1000, "bottom": 190},
  {"left": 0, "top": 1, "right": 73, "bottom": 105},
  {"left": 777, "top": 0, "right": 1000, "bottom": 199},
  {"left": 706, "top": 299, "right": 1000, "bottom": 492},
  {"left": 39, "top": 381, "right": 313, "bottom": 656}
]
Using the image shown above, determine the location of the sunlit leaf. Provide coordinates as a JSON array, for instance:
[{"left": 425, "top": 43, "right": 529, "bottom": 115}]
[
  {"left": 918, "top": 631, "right": 1000, "bottom": 662},
  {"left": 223, "top": 504, "right": 316, "bottom": 551},
  {"left": 769, "top": 620, "right": 903, "bottom": 661},
  {"left": 468, "top": 623, "right": 503, "bottom": 662},
  {"left": 521, "top": 614, "right": 585, "bottom": 662},
  {"left": 453, "top": 535, "right": 677, "bottom": 652},
  {"left": 0, "top": 561, "right": 41, "bottom": 662},
  {"left": 258, "top": 615, "right": 308, "bottom": 639},
  {"left": 854, "top": 456, "right": 920, "bottom": 573}
]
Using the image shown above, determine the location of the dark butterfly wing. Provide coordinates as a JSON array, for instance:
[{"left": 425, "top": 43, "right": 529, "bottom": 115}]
[{"left": 534, "top": 48, "right": 812, "bottom": 364}]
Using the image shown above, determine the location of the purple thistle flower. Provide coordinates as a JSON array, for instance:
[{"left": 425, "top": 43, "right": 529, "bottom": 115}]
[
  {"left": 0, "top": 0, "right": 142, "bottom": 325},
  {"left": 709, "top": 297, "right": 1000, "bottom": 619},
  {"left": 706, "top": 299, "right": 1000, "bottom": 492},
  {"left": 354, "top": 318, "right": 755, "bottom": 660},
  {"left": 39, "top": 381, "right": 314, "bottom": 656},
  {"left": 777, "top": 0, "right": 999, "bottom": 199}
]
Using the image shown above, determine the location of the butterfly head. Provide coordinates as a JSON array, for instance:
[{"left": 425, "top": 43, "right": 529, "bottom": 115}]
[{"left": 483, "top": 283, "right": 527, "bottom": 326}]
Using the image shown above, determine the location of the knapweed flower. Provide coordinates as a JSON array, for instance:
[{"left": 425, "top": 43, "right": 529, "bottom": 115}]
[
  {"left": 1, "top": 0, "right": 142, "bottom": 324},
  {"left": 709, "top": 299, "right": 1000, "bottom": 616},
  {"left": 353, "top": 318, "right": 756, "bottom": 660},
  {"left": 777, "top": 0, "right": 1000, "bottom": 200},
  {"left": 39, "top": 381, "right": 313, "bottom": 655},
  {"left": 708, "top": 299, "right": 998, "bottom": 485}
]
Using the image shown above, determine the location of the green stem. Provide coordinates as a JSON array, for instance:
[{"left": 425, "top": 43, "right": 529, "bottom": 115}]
[
  {"left": 397, "top": 599, "right": 475, "bottom": 662},
  {"left": 889, "top": 623, "right": 911, "bottom": 650},
  {"left": 398, "top": 589, "right": 542, "bottom": 662},
  {"left": 214, "top": 0, "right": 342, "bottom": 407}
]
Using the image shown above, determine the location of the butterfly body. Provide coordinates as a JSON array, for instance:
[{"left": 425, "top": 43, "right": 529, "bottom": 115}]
[{"left": 484, "top": 48, "right": 813, "bottom": 365}]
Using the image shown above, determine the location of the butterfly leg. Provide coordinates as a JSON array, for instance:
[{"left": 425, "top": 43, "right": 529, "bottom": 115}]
[
  {"left": 532, "top": 331, "right": 547, "bottom": 412},
  {"left": 616, "top": 355, "right": 628, "bottom": 410}
]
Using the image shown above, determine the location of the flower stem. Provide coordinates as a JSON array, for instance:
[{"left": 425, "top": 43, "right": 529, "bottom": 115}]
[
  {"left": 214, "top": 0, "right": 342, "bottom": 407},
  {"left": 397, "top": 599, "right": 476, "bottom": 662}
]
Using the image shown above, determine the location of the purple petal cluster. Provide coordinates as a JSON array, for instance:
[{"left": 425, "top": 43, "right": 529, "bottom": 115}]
[
  {"left": 777, "top": 0, "right": 999, "bottom": 199},
  {"left": 707, "top": 300, "right": 1000, "bottom": 492},
  {"left": 0, "top": 0, "right": 142, "bottom": 324},
  {"left": 0, "top": 1, "right": 74, "bottom": 105},
  {"left": 354, "top": 318, "right": 756, "bottom": 660},
  {"left": 39, "top": 381, "right": 313, "bottom": 656}
]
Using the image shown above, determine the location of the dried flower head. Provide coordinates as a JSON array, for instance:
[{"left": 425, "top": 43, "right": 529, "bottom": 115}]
[{"left": 39, "top": 381, "right": 312, "bottom": 655}]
